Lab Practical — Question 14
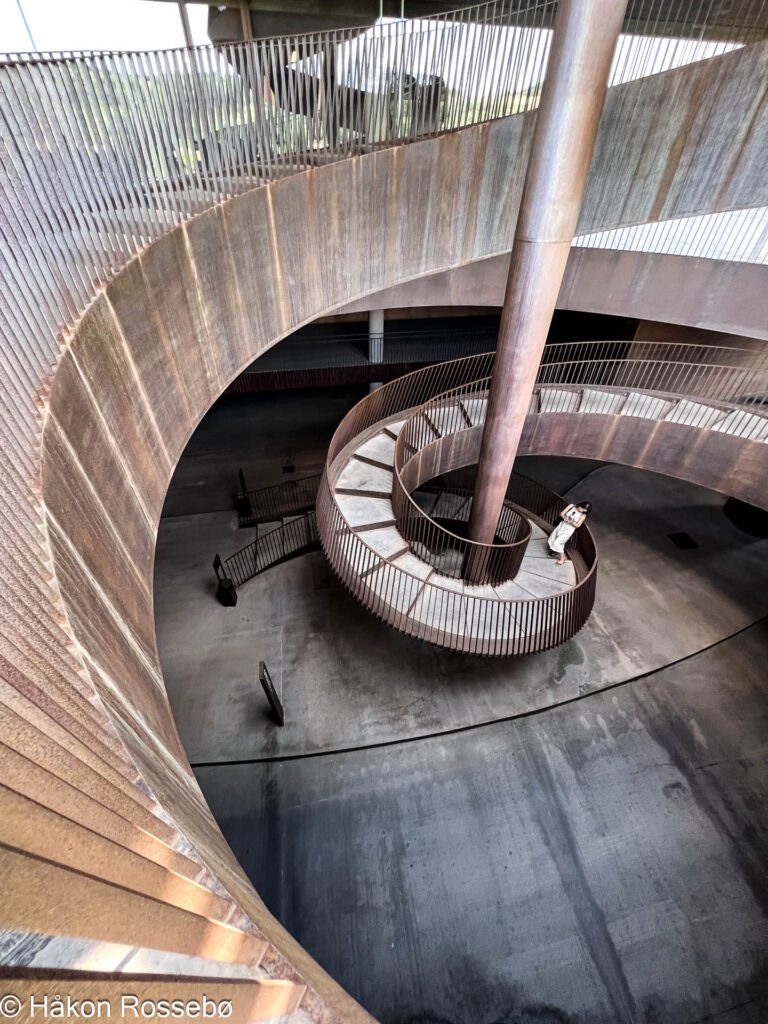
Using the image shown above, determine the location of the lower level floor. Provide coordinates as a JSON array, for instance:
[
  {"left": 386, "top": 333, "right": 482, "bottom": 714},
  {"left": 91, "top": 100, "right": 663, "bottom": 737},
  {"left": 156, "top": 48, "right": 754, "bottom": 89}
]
[{"left": 154, "top": 389, "right": 768, "bottom": 1024}]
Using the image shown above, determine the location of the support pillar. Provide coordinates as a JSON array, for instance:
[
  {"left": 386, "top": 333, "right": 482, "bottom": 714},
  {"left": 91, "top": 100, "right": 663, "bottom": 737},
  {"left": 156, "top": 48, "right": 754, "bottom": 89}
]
[
  {"left": 239, "top": 0, "right": 253, "bottom": 42},
  {"left": 368, "top": 309, "right": 385, "bottom": 392},
  {"left": 467, "top": 0, "right": 627, "bottom": 546}
]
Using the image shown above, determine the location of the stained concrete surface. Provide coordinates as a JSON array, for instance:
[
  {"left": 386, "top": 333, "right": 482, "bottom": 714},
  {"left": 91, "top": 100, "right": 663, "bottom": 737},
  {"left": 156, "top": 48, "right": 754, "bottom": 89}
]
[
  {"left": 196, "top": 623, "right": 768, "bottom": 1024},
  {"left": 154, "top": 390, "right": 768, "bottom": 1023},
  {"left": 155, "top": 447, "right": 768, "bottom": 762}
]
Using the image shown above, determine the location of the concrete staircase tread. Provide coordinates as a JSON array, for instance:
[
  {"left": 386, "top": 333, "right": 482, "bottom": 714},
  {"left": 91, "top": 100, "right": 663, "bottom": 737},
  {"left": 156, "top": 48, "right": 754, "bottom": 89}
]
[
  {"left": 579, "top": 387, "right": 628, "bottom": 415},
  {"left": 538, "top": 386, "right": 581, "bottom": 414},
  {"left": 335, "top": 493, "right": 393, "bottom": 527},
  {"left": 336, "top": 460, "right": 394, "bottom": 492},
  {"left": 392, "top": 550, "right": 437, "bottom": 581},
  {"left": 663, "top": 398, "right": 730, "bottom": 429},
  {"left": 621, "top": 392, "right": 677, "bottom": 419},
  {"left": 355, "top": 431, "right": 396, "bottom": 465},
  {"left": 358, "top": 524, "right": 409, "bottom": 560},
  {"left": 459, "top": 396, "right": 489, "bottom": 426},
  {"left": 712, "top": 408, "right": 768, "bottom": 441},
  {"left": 516, "top": 569, "right": 574, "bottom": 596}
]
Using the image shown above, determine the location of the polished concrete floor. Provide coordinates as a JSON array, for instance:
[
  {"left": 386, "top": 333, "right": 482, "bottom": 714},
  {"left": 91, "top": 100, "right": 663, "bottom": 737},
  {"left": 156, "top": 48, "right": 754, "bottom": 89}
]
[
  {"left": 154, "top": 390, "right": 768, "bottom": 1024},
  {"left": 197, "top": 624, "right": 768, "bottom": 1024}
]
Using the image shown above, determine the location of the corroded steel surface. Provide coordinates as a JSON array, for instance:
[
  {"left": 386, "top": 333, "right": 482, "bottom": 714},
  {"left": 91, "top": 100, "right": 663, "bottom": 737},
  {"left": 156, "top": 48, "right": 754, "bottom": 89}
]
[
  {"left": 0, "top": 9, "right": 766, "bottom": 1020},
  {"left": 469, "top": 0, "right": 627, "bottom": 545}
]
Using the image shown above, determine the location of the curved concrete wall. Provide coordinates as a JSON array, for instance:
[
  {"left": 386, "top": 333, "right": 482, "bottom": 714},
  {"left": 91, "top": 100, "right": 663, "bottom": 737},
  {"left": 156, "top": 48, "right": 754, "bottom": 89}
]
[
  {"left": 2, "top": 38, "right": 765, "bottom": 1019},
  {"left": 41, "top": 123, "right": 535, "bottom": 1018}
]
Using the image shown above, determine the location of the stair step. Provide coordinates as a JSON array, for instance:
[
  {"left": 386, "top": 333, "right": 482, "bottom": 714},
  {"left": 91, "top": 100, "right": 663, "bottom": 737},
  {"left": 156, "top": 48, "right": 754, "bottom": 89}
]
[
  {"left": 422, "top": 410, "right": 442, "bottom": 438},
  {"left": 336, "top": 487, "right": 392, "bottom": 499},
  {"left": 457, "top": 400, "right": 474, "bottom": 427},
  {"left": 431, "top": 491, "right": 470, "bottom": 520},
  {"left": 336, "top": 459, "right": 393, "bottom": 493},
  {"left": 382, "top": 419, "right": 406, "bottom": 440},
  {"left": 411, "top": 490, "right": 440, "bottom": 515},
  {"left": 334, "top": 493, "right": 393, "bottom": 527},
  {"left": 355, "top": 430, "right": 396, "bottom": 465},
  {"left": 424, "top": 403, "right": 465, "bottom": 436},
  {"left": 621, "top": 392, "right": 677, "bottom": 419},
  {"left": 579, "top": 388, "right": 627, "bottom": 415},
  {"left": 459, "top": 397, "right": 488, "bottom": 426},
  {"left": 357, "top": 524, "right": 410, "bottom": 560},
  {"left": 353, "top": 452, "right": 394, "bottom": 472}
]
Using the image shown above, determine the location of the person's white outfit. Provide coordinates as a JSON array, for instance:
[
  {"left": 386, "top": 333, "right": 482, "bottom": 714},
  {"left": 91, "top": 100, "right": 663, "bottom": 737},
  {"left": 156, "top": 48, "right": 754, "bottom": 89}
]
[{"left": 548, "top": 504, "right": 582, "bottom": 555}]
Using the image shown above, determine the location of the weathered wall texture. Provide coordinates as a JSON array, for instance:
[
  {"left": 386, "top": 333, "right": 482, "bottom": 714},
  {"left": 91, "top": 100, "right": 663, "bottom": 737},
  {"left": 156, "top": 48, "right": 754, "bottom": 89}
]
[
  {"left": 38, "top": 121, "right": 537, "bottom": 1019},
  {"left": 0, "top": 38, "right": 764, "bottom": 1019},
  {"left": 338, "top": 250, "right": 768, "bottom": 341},
  {"left": 519, "top": 414, "right": 768, "bottom": 509}
]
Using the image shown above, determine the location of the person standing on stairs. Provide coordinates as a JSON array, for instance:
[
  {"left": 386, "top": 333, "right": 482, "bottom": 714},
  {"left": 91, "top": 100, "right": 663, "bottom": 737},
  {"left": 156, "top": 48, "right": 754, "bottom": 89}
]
[{"left": 548, "top": 501, "right": 592, "bottom": 566}]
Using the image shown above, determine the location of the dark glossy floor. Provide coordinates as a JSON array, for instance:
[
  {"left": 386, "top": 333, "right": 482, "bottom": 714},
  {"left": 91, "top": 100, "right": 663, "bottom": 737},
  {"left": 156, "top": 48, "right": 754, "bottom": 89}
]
[
  {"left": 197, "top": 623, "right": 768, "bottom": 1024},
  {"left": 154, "top": 386, "right": 768, "bottom": 1024}
]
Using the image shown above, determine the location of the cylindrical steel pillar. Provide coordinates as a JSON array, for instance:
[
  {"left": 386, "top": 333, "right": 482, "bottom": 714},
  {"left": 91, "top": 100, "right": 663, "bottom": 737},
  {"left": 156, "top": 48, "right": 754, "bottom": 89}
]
[{"left": 467, "top": 0, "right": 627, "bottom": 547}]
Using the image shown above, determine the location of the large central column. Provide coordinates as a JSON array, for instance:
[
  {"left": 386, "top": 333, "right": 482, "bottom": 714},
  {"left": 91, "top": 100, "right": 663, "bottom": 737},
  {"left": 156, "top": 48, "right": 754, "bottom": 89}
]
[{"left": 467, "top": 0, "right": 627, "bottom": 546}]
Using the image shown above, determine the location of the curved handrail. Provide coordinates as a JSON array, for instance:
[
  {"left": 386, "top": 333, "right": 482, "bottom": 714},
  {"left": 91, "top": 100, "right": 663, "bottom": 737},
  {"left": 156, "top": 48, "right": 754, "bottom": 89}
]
[
  {"left": 317, "top": 465, "right": 598, "bottom": 656},
  {"left": 319, "top": 351, "right": 600, "bottom": 656},
  {"left": 1, "top": 6, "right": 764, "bottom": 421},
  {"left": 215, "top": 510, "right": 319, "bottom": 589},
  {"left": 389, "top": 339, "right": 768, "bottom": 583},
  {"left": 392, "top": 374, "right": 531, "bottom": 585},
  {"left": 319, "top": 342, "right": 768, "bottom": 655},
  {"left": 394, "top": 477, "right": 531, "bottom": 586},
  {"left": 326, "top": 351, "right": 497, "bottom": 472}
]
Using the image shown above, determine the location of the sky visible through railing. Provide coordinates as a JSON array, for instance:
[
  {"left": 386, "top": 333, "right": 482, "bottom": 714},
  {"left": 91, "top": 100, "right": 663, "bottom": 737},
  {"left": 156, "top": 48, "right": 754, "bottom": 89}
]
[
  {"left": 1, "top": 0, "right": 209, "bottom": 52},
  {"left": 1, "top": 7, "right": 742, "bottom": 92},
  {"left": 0, "top": 0, "right": 763, "bottom": 404},
  {"left": 575, "top": 208, "right": 768, "bottom": 265}
]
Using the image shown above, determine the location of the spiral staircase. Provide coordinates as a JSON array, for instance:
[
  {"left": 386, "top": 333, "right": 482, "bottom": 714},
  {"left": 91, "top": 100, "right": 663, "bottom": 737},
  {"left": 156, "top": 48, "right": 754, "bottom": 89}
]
[
  {"left": 1, "top": 0, "right": 768, "bottom": 1016},
  {"left": 319, "top": 351, "right": 594, "bottom": 660},
  {"left": 317, "top": 344, "right": 768, "bottom": 657}
]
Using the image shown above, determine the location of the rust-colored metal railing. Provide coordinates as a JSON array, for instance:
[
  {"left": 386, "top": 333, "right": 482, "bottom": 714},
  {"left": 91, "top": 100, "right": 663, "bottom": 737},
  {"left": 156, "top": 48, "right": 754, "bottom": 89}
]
[
  {"left": 211, "top": 340, "right": 767, "bottom": 645},
  {"left": 395, "top": 481, "right": 531, "bottom": 585},
  {"left": 2, "top": 1, "right": 764, "bottom": 484},
  {"left": 391, "top": 374, "right": 531, "bottom": 585},
  {"left": 236, "top": 472, "right": 321, "bottom": 527},
  {"left": 317, "top": 340, "right": 768, "bottom": 656},
  {"left": 214, "top": 510, "right": 319, "bottom": 594},
  {"left": 532, "top": 340, "right": 768, "bottom": 439},
  {"left": 318, "top": 351, "right": 598, "bottom": 656},
  {"left": 317, "top": 467, "right": 597, "bottom": 656},
  {"left": 326, "top": 351, "right": 497, "bottom": 473}
]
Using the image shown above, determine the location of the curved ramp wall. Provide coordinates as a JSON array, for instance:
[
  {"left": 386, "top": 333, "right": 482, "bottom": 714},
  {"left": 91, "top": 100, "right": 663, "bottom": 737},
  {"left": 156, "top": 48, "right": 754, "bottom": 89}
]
[
  {"left": 338, "top": 249, "right": 768, "bottom": 342},
  {"left": 0, "top": 36, "right": 764, "bottom": 1018}
]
